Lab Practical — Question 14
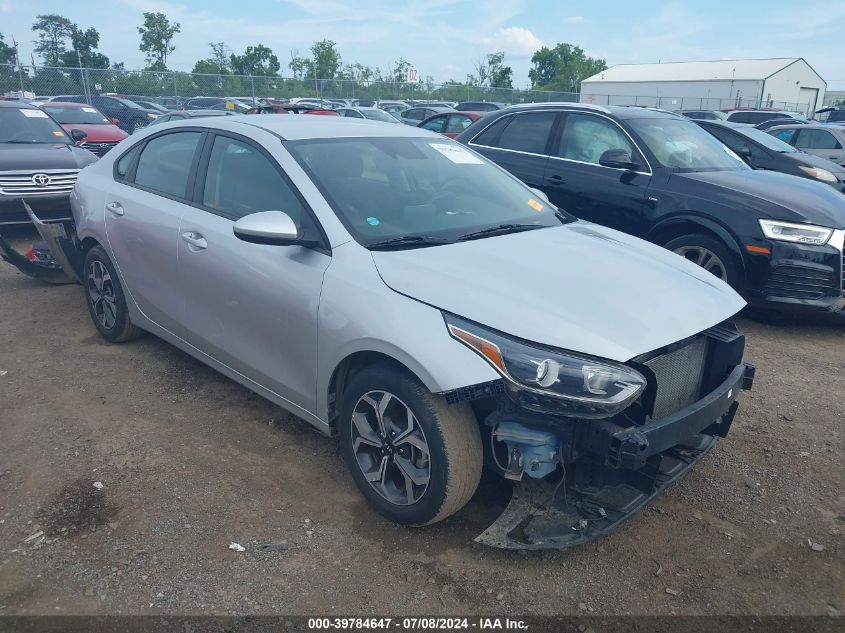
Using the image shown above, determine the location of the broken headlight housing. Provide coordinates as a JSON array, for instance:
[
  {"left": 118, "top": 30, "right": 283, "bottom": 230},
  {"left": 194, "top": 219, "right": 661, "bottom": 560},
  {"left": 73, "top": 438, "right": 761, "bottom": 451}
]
[{"left": 445, "top": 314, "right": 646, "bottom": 418}]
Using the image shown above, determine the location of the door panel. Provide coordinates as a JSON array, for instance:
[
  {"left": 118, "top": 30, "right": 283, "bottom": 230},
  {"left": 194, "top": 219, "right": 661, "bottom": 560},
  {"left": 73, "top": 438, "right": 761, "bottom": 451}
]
[
  {"left": 177, "top": 210, "right": 329, "bottom": 412},
  {"left": 543, "top": 112, "right": 650, "bottom": 236},
  {"left": 105, "top": 131, "right": 203, "bottom": 334},
  {"left": 176, "top": 133, "right": 330, "bottom": 413}
]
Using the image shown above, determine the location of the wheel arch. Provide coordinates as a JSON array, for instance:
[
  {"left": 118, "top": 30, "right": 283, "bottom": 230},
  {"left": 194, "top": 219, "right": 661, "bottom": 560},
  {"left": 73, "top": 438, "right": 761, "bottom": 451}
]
[
  {"left": 648, "top": 215, "right": 747, "bottom": 284},
  {"left": 325, "top": 348, "right": 436, "bottom": 431}
]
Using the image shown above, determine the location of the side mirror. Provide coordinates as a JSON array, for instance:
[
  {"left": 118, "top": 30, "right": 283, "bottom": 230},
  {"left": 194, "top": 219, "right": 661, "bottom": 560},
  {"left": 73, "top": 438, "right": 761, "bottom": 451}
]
[
  {"left": 233, "top": 210, "right": 313, "bottom": 246},
  {"left": 529, "top": 187, "right": 550, "bottom": 203},
  {"left": 598, "top": 149, "right": 639, "bottom": 171},
  {"left": 70, "top": 128, "right": 87, "bottom": 143},
  {"left": 736, "top": 146, "right": 752, "bottom": 158},
  {"left": 111, "top": 118, "right": 120, "bottom": 125}
]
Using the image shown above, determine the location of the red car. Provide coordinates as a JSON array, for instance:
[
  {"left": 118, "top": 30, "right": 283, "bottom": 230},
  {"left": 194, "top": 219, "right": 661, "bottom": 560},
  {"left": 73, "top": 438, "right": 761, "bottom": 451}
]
[
  {"left": 417, "top": 110, "right": 483, "bottom": 138},
  {"left": 40, "top": 102, "right": 128, "bottom": 156}
]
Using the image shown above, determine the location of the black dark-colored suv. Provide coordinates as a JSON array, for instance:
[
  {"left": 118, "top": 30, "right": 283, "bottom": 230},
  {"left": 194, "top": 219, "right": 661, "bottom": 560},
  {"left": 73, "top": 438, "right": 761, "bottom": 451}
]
[{"left": 457, "top": 103, "right": 845, "bottom": 319}]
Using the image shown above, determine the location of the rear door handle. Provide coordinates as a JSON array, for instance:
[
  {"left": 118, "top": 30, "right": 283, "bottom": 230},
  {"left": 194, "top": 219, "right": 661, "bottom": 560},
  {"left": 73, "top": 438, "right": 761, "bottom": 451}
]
[
  {"left": 546, "top": 174, "right": 566, "bottom": 186},
  {"left": 181, "top": 231, "right": 208, "bottom": 250},
  {"left": 105, "top": 201, "right": 124, "bottom": 216}
]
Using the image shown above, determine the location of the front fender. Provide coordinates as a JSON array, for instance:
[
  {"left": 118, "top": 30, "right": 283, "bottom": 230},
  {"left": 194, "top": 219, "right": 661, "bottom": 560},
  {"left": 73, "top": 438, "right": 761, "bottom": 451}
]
[{"left": 649, "top": 213, "right": 747, "bottom": 279}]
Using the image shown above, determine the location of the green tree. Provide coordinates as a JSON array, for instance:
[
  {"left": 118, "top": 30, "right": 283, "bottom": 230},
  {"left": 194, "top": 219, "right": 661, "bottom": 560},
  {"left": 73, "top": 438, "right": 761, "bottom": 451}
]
[
  {"left": 488, "top": 52, "right": 513, "bottom": 89},
  {"left": 32, "top": 14, "right": 74, "bottom": 66},
  {"left": 193, "top": 42, "right": 230, "bottom": 74},
  {"left": 59, "top": 27, "right": 109, "bottom": 69},
  {"left": 288, "top": 49, "right": 307, "bottom": 80},
  {"left": 308, "top": 39, "right": 340, "bottom": 79},
  {"left": 0, "top": 32, "right": 15, "bottom": 65},
  {"left": 230, "top": 45, "right": 279, "bottom": 76},
  {"left": 138, "top": 12, "right": 181, "bottom": 70},
  {"left": 467, "top": 52, "right": 512, "bottom": 89},
  {"left": 528, "top": 43, "right": 606, "bottom": 93}
]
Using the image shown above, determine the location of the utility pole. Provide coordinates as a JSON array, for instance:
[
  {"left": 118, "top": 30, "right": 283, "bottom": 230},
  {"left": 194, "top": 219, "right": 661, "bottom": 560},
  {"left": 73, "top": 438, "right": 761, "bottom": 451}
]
[{"left": 11, "top": 37, "right": 25, "bottom": 95}]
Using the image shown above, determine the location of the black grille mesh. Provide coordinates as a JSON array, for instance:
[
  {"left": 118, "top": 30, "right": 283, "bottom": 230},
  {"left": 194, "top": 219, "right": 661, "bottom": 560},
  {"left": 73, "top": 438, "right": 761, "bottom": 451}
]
[{"left": 644, "top": 338, "right": 708, "bottom": 420}]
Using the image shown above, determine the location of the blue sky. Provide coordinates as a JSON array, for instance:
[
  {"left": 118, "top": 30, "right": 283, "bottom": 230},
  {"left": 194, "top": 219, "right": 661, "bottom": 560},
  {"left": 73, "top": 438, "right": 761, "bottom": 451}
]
[{"left": 1, "top": 0, "right": 844, "bottom": 89}]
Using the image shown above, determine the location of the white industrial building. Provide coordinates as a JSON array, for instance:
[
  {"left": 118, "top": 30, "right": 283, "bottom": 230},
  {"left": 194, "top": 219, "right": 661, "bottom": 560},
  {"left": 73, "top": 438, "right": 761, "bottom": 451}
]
[{"left": 580, "top": 58, "right": 826, "bottom": 115}]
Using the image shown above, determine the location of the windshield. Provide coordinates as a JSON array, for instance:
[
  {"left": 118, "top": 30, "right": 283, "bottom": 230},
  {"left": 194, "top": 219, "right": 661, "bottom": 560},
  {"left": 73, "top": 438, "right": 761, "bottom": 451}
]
[
  {"left": 288, "top": 137, "right": 566, "bottom": 247},
  {"left": 735, "top": 126, "right": 799, "bottom": 152},
  {"left": 0, "top": 108, "right": 71, "bottom": 144},
  {"left": 628, "top": 117, "right": 749, "bottom": 172},
  {"left": 362, "top": 109, "right": 399, "bottom": 123},
  {"left": 42, "top": 105, "right": 110, "bottom": 125}
]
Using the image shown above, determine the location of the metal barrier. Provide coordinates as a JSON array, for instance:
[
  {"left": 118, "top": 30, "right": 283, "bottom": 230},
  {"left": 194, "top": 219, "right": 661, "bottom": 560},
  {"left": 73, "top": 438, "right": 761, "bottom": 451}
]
[{"left": 0, "top": 63, "right": 807, "bottom": 112}]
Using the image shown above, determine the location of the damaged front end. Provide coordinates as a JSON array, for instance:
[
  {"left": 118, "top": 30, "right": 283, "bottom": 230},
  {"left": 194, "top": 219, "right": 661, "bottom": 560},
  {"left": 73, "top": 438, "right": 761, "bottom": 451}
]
[
  {"left": 445, "top": 318, "right": 755, "bottom": 550},
  {"left": 0, "top": 200, "right": 82, "bottom": 284}
]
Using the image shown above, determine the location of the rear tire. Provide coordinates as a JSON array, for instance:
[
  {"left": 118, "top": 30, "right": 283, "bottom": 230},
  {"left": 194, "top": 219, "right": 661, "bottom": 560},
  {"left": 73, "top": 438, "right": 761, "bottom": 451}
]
[
  {"left": 83, "top": 245, "right": 144, "bottom": 343},
  {"left": 338, "top": 364, "right": 482, "bottom": 526},
  {"left": 664, "top": 233, "right": 741, "bottom": 289}
]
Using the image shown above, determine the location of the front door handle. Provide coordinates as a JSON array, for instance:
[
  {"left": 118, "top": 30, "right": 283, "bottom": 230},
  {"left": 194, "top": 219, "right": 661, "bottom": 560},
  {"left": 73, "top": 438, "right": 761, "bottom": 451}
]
[
  {"left": 181, "top": 231, "right": 208, "bottom": 250},
  {"left": 546, "top": 174, "right": 566, "bottom": 187},
  {"left": 105, "top": 201, "right": 124, "bottom": 216}
]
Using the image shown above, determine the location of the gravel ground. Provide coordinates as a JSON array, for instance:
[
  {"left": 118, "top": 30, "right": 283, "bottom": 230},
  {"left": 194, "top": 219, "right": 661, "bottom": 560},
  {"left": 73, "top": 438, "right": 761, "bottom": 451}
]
[{"left": 0, "top": 227, "right": 843, "bottom": 617}]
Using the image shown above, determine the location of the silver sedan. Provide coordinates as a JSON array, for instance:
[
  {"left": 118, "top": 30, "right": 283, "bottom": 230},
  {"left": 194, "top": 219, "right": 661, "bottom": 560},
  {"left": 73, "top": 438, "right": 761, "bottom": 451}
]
[{"left": 28, "top": 114, "right": 750, "bottom": 548}]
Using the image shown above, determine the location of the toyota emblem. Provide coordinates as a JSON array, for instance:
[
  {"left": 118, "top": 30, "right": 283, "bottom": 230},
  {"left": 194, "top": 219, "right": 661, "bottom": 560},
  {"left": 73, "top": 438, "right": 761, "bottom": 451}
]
[{"left": 31, "top": 173, "right": 51, "bottom": 187}]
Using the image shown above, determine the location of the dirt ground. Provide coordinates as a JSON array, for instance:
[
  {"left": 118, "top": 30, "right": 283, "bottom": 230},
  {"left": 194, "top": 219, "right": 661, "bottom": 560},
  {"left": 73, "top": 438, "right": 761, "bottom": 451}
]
[{"left": 0, "top": 227, "right": 843, "bottom": 617}]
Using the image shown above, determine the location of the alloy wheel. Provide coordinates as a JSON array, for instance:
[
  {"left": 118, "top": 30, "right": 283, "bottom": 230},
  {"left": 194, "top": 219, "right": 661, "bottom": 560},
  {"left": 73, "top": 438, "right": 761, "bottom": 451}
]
[
  {"left": 673, "top": 245, "right": 729, "bottom": 281},
  {"left": 350, "top": 391, "right": 431, "bottom": 506},
  {"left": 87, "top": 260, "right": 117, "bottom": 329}
]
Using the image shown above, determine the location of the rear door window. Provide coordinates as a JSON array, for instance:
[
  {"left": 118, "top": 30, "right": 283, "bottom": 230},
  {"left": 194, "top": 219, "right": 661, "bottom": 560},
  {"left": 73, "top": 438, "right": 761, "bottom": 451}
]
[
  {"left": 445, "top": 114, "right": 473, "bottom": 134},
  {"left": 795, "top": 129, "right": 842, "bottom": 150},
  {"left": 134, "top": 131, "right": 202, "bottom": 198},
  {"left": 421, "top": 115, "right": 447, "bottom": 132},
  {"left": 495, "top": 112, "right": 556, "bottom": 154}
]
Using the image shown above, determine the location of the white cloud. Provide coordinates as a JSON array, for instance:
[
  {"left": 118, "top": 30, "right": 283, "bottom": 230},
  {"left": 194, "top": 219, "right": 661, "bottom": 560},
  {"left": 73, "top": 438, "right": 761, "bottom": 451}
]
[
  {"left": 566, "top": 16, "right": 588, "bottom": 23},
  {"left": 481, "top": 26, "right": 544, "bottom": 57}
]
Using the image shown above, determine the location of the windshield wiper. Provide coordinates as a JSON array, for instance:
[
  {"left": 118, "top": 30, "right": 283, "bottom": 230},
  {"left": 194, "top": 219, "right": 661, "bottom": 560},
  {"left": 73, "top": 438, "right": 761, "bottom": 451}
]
[
  {"left": 367, "top": 235, "right": 453, "bottom": 250},
  {"left": 457, "top": 223, "right": 543, "bottom": 241}
]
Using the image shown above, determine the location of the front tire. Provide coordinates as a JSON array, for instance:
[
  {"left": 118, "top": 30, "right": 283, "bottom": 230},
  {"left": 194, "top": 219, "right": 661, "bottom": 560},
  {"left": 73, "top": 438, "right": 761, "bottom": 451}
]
[
  {"left": 664, "top": 233, "right": 741, "bottom": 289},
  {"left": 83, "top": 245, "right": 144, "bottom": 343},
  {"left": 338, "top": 365, "right": 482, "bottom": 526}
]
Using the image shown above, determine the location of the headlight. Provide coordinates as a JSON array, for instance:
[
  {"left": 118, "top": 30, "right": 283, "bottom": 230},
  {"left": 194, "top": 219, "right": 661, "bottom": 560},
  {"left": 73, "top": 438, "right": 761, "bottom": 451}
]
[
  {"left": 758, "top": 219, "right": 833, "bottom": 245},
  {"left": 798, "top": 166, "right": 837, "bottom": 183},
  {"left": 445, "top": 314, "right": 646, "bottom": 418},
  {"left": 146, "top": 112, "right": 158, "bottom": 119}
]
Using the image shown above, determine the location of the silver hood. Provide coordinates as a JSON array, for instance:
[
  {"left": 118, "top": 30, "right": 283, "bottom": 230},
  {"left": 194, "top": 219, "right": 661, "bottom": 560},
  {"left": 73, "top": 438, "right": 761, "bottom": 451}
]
[{"left": 372, "top": 222, "right": 746, "bottom": 362}]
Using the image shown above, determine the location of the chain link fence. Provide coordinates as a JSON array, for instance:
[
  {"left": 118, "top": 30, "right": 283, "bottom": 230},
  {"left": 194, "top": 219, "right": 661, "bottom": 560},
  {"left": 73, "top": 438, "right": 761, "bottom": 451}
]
[{"left": 0, "top": 63, "right": 808, "bottom": 112}]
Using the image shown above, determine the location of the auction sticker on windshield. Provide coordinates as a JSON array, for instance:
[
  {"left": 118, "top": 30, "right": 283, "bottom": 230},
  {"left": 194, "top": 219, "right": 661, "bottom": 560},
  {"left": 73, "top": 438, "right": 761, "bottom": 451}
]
[
  {"left": 21, "top": 109, "right": 49, "bottom": 118},
  {"left": 429, "top": 143, "right": 483, "bottom": 164},
  {"left": 82, "top": 107, "right": 97, "bottom": 113}
]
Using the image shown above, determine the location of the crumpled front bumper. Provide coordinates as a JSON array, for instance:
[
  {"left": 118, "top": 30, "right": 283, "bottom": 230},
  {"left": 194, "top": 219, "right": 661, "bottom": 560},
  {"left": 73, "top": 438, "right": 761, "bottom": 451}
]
[{"left": 476, "top": 362, "right": 755, "bottom": 550}]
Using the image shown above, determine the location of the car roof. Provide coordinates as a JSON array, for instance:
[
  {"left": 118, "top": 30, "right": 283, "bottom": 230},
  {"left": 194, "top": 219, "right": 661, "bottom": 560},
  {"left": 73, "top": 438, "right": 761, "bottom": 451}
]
[
  {"left": 503, "top": 102, "right": 682, "bottom": 120},
  {"left": 41, "top": 101, "right": 93, "bottom": 108},
  {"left": 159, "top": 114, "right": 438, "bottom": 140},
  {"left": 767, "top": 122, "right": 845, "bottom": 131},
  {"left": 0, "top": 100, "right": 37, "bottom": 109}
]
